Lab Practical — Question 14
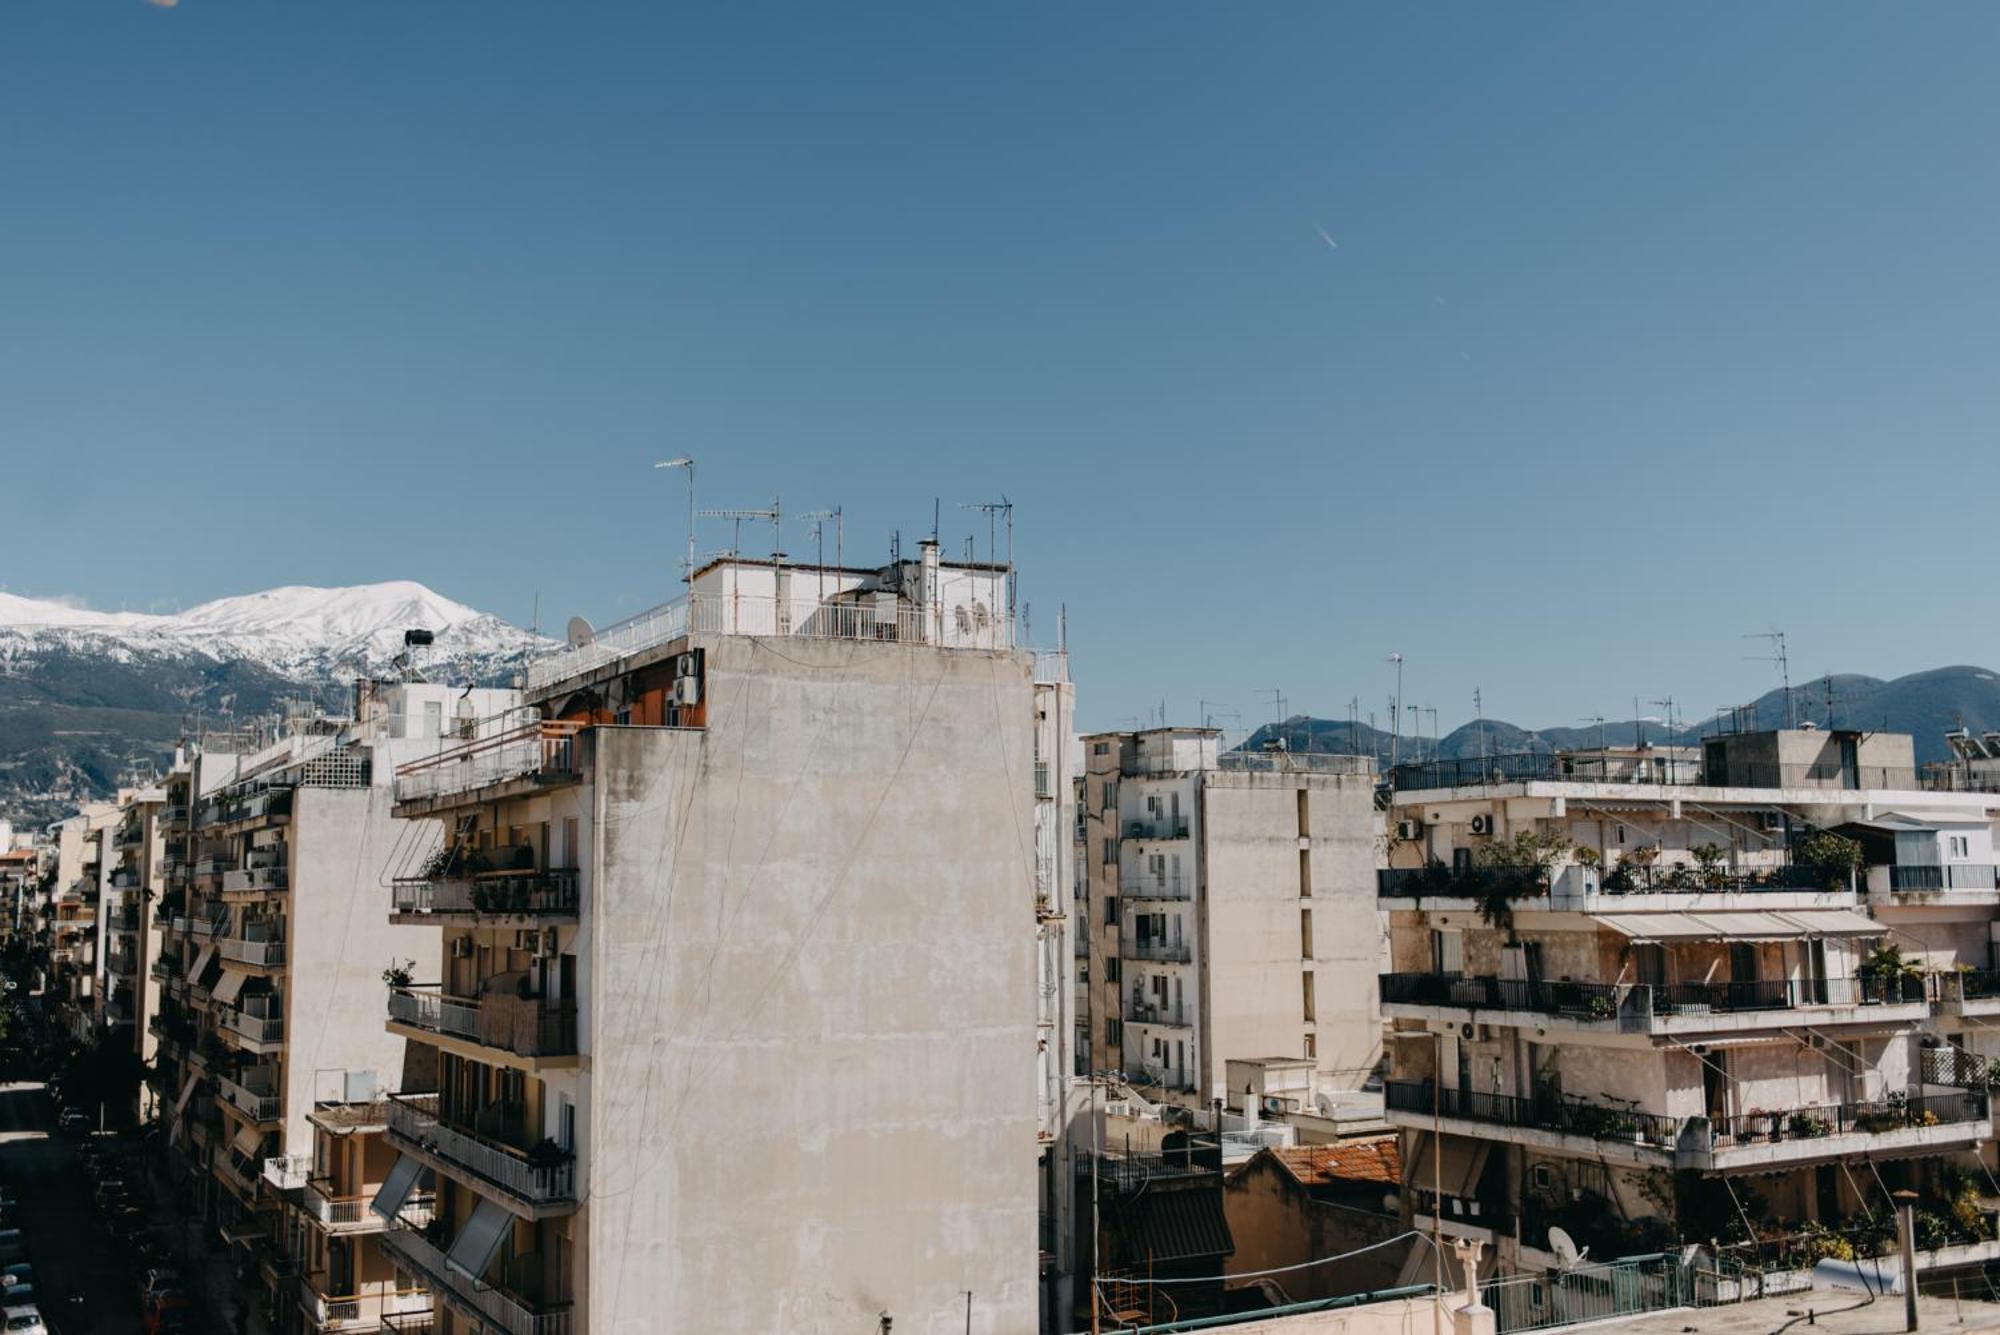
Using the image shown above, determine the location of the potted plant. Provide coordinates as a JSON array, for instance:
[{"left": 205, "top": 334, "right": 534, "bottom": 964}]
[
  {"left": 1787, "top": 1111, "right": 1830, "bottom": 1139},
  {"left": 381, "top": 959, "right": 415, "bottom": 990}
]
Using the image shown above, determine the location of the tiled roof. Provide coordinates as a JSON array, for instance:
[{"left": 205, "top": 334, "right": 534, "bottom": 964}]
[{"left": 1270, "top": 1139, "right": 1401, "bottom": 1188}]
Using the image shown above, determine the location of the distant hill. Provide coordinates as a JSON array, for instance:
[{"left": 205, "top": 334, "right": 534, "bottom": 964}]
[{"left": 1238, "top": 666, "right": 2000, "bottom": 771}]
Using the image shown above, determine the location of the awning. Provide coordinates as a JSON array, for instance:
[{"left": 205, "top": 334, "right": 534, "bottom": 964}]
[
  {"left": 231, "top": 1123, "right": 264, "bottom": 1161},
  {"left": 212, "top": 968, "right": 248, "bottom": 1006},
  {"left": 446, "top": 1197, "right": 513, "bottom": 1281},
  {"left": 190, "top": 944, "right": 216, "bottom": 980},
  {"left": 1110, "top": 1189, "right": 1235, "bottom": 1265},
  {"left": 169, "top": 1072, "right": 197, "bottom": 1147},
  {"left": 1409, "top": 1133, "right": 1489, "bottom": 1200},
  {"left": 1594, "top": 911, "right": 1838, "bottom": 942},
  {"left": 371, "top": 1154, "right": 426, "bottom": 1223},
  {"left": 1777, "top": 909, "right": 1881, "bottom": 937}
]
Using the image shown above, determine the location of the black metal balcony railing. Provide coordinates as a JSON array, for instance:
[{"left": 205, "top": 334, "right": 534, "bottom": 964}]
[
  {"left": 1123, "top": 1000, "right": 1191, "bottom": 1027},
  {"left": 1378, "top": 863, "right": 1833, "bottom": 899},
  {"left": 1380, "top": 971, "right": 1930, "bottom": 1022},
  {"left": 1124, "top": 818, "right": 1190, "bottom": 841},
  {"left": 1384, "top": 1080, "right": 1682, "bottom": 1148},
  {"left": 390, "top": 869, "right": 581, "bottom": 918},
  {"left": 1710, "top": 1090, "right": 1987, "bottom": 1145},
  {"left": 1389, "top": 752, "right": 1923, "bottom": 793},
  {"left": 386, "top": 1093, "right": 575, "bottom": 1208},
  {"left": 1945, "top": 969, "right": 2000, "bottom": 1002}
]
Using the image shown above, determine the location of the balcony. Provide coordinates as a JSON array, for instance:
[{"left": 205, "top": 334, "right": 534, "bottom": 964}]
[
  {"left": 216, "top": 936, "right": 287, "bottom": 968},
  {"left": 1388, "top": 751, "right": 1918, "bottom": 793},
  {"left": 1119, "top": 874, "right": 1191, "bottom": 902},
  {"left": 1124, "top": 818, "right": 1190, "bottom": 841},
  {"left": 393, "top": 719, "right": 584, "bottom": 810},
  {"left": 221, "top": 864, "right": 289, "bottom": 897},
  {"left": 385, "top": 1093, "right": 576, "bottom": 1215},
  {"left": 194, "top": 856, "right": 238, "bottom": 882},
  {"left": 380, "top": 1223, "right": 571, "bottom": 1335},
  {"left": 1123, "top": 999, "right": 1191, "bottom": 1028},
  {"left": 387, "top": 986, "right": 578, "bottom": 1067},
  {"left": 106, "top": 947, "right": 139, "bottom": 977},
  {"left": 302, "top": 1178, "right": 406, "bottom": 1233},
  {"left": 223, "top": 998, "right": 286, "bottom": 1051},
  {"left": 1383, "top": 1079, "right": 1988, "bottom": 1172},
  {"left": 390, "top": 869, "right": 580, "bottom": 922},
  {"left": 1121, "top": 935, "right": 1192, "bottom": 964},
  {"left": 1379, "top": 971, "right": 1929, "bottom": 1034},
  {"left": 199, "top": 787, "right": 294, "bottom": 829},
  {"left": 379, "top": 1312, "right": 436, "bottom": 1335},
  {"left": 263, "top": 1151, "right": 313, "bottom": 1192},
  {"left": 1867, "top": 863, "right": 2000, "bottom": 903},
  {"left": 218, "top": 1067, "right": 283, "bottom": 1124},
  {"left": 1939, "top": 969, "right": 2000, "bottom": 1017},
  {"left": 150, "top": 955, "right": 182, "bottom": 985},
  {"left": 1378, "top": 863, "right": 1838, "bottom": 903}
]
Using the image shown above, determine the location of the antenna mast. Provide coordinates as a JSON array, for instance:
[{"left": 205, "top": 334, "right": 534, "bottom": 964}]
[{"left": 1743, "top": 630, "right": 1794, "bottom": 729}]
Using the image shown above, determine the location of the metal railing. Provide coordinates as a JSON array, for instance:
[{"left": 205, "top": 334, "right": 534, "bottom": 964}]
[
  {"left": 1711, "top": 1089, "right": 1987, "bottom": 1144},
  {"left": 218, "top": 1069, "right": 282, "bottom": 1122},
  {"left": 303, "top": 1178, "right": 380, "bottom": 1230},
  {"left": 1385, "top": 1080, "right": 1682, "bottom": 1148},
  {"left": 388, "top": 985, "right": 577, "bottom": 1059},
  {"left": 380, "top": 1223, "right": 570, "bottom": 1335},
  {"left": 216, "top": 936, "right": 286, "bottom": 967},
  {"left": 385, "top": 1093, "right": 576, "bottom": 1207},
  {"left": 1121, "top": 937, "right": 1193, "bottom": 964},
  {"left": 1378, "top": 863, "right": 1832, "bottom": 898},
  {"left": 388, "top": 986, "right": 482, "bottom": 1044},
  {"left": 1124, "top": 818, "right": 1190, "bottom": 840},
  {"left": 1123, "top": 999, "right": 1191, "bottom": 1027},
  {"left": 221, "top": 865, "right": 288, "bottom": 894},
  {"left": 1119, "top": 874, "right": 1190, "bottom": 901},
  {"left": 390, "top": 869, "right": 580, "bottom": 918},
  {"left": 1216, "top": 751, "right": 1376, "bottom": 776},
  {"left": 1484, "top": 1253, "right": 1688, "bottom": 1333},
  {"left": 263, "top": 1151, "right": 313, "bottom": 1191},
  {"left": 1390, "top": 751, "right": 1920, "bottom": 793},
  {"left": 1380, "top": 971, "right": 1929, "bottom": 1020},
  {"left": 1886, "top": 863, "right": 2000, "bottom": 892},
  {"left": 224, "top": 1000, "right": 285, "bottom": 1046},
  {"left": 395, "top": 718, "right": 584, "bottom": 804}
]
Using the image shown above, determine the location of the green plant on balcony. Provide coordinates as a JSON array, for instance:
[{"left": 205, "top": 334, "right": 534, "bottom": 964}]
[
  {"left": 524, "top": 1137, "right": 568, "bottom": 1172},
  {"left": 1794, "top": 1219, "right": 1856, "bottom": 1263},
  {"left": 1861, "top": 941, "right": 1926, "bottom": 1000},
  {"left": 1797, "top": 830, "right": 1863, "bottom": 892},
  {"left": 1601, "top": 863, "right": 1636, "bottom": 894},
  {"left": 1692, "top": 843, "right": 1729, "bottom": 888},
  {"left": 1584, "top": 994, "right": 1617, "bottom": 1021},
  {"left": 1473, "top": 830, "right": 1573, "bottom": 935},
  {"left": 1786, "top": 1112, "right": 1831, "bottom": 1139},
  {"left": 1853, "top": 1109, "right": 1901, "bottom": 1134},
  {"left": 381, "top": 959, "right": 415, "bottom": 989}
]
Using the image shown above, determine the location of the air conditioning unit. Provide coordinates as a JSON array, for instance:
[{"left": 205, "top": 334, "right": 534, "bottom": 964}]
[
  {"left": 1395, "top": 819, "right": 1424, "bottom": 841},
  {"left": 674, "top": 651, "right": 703, "bottom": 680},
  {"left": 449, "top": 937, "right": 472, "bottom": 959},
  {"left": 1459, "top": 1021, "right": 1487, "bottom": 1042},
  {"left": 671, "top": 676, "right": 701, "bottom": 708},
  {"left": 1470, "top": 814, "right": 1495, "bottom": 837}
]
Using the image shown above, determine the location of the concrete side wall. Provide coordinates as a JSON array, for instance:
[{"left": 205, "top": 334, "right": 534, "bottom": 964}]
[
  {"left": 1201, "top": 772, "right": 1381, "bottom": 1098},
  {"left": 287, "top": 786, "right": 439, "bottom": 1155},
  {"left": 1224, "top": 1158, "right": 1406, "bottom": 1300},
  {"left": 585, "top": 635, "right": 1039, "bottom": 1334}
]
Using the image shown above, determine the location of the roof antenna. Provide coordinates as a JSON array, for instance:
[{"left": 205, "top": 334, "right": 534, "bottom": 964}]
[
  {"left": 931, "top": 498, "right": 940, "bottom": 543},
  {"left": 1743, "top": 630, "right": 1794, "bottom": 729}
]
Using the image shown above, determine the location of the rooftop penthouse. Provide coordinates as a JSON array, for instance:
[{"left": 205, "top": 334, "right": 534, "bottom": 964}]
[{"left": 1390, "top": 726, "right": 1921, "bottom": 795}]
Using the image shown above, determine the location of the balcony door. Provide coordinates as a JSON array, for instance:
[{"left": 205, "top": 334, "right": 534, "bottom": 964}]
[{"left": 1703, "top": 1050, "right": 1729, "bottom": 1125}]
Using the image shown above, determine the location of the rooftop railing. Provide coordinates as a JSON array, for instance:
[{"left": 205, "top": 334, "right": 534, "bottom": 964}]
[
  {"left": 1389, "top": 751, "right": 1921, "bottom": 793},
  {"left": 1216, "top": 751, "right": 1376, "bottom": 776},
  {"left": 394, "top": 718, "right": 584, "bottom": 805},
  {"left": 524, "top": 590, "right": 1014, "bottom": 692},
  {"left": 1378, "top": 863, "right": 1837, "bottom": 899},
  {"left": 1884, "top": 863, "right": 2000, "bottom": 892},
  {"left": 1380, "top": 971, "right": 1929, "bottom": 1022}
]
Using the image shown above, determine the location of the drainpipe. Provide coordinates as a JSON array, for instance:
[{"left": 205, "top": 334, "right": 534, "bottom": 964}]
[{"left": 919, "top": 539, "right": 940, "bottom": 645}]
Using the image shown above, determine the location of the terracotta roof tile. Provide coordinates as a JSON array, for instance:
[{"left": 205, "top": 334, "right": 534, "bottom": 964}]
[{"left": 1271, "top": 1138, "right": 1401, "bottom": 1188}]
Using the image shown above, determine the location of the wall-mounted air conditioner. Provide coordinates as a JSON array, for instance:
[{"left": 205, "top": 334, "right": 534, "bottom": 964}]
[{"left": 1469, "top": 814, "right": 1495, "bottom": 837}]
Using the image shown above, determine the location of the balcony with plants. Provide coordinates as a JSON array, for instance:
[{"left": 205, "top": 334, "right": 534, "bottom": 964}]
[
  {"left": 383, "top": 963, "right": 578, "bottom": 1069},
  {"left": 384, "top": 1092, "right": 576, "bottom": 1217},
  {"left": 391, "top": 843, "right": 580, "bottom": 923}
]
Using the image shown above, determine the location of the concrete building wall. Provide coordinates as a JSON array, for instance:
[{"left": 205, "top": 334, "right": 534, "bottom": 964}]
[
  {"left": 584, "top": 633, "right": 1039, "bottom": 1334},
  {"left": 286, "top": 785, "right": 439, "bottom": 1155},
  {"left": 1223, "top": 1157, "right": 1405, "bottom": 1301}
]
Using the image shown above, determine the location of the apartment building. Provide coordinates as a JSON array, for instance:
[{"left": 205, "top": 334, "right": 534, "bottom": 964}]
[
  {"left": 264, "top": 1090, "right": 435, "bottom": 1334},
  {"left": 373, "top": 541, "right": 1041, "bottom": 1334},
  {"left": 1075, "top": 729, "right": 1381, "bottom": 1109},
  {"left": 158, "top": 682, "right": 508, "bottom": 1330},
  {"left": 1376, "top": 725, "right": 2000, "bottom": 1279},
  {"left": 104, "top": 786, "right": 168, "bottom": 1097},
  {"left": 1031, "top": 653, "right": 1080, "bottom": 1332},
  {"left": 48, "top": 801, "right": 118, "bottom": 1046}
]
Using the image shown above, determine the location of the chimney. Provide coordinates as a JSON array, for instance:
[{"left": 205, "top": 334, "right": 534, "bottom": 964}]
[{"left": 918, "top": 539, "right": 940, "bottom": 645}]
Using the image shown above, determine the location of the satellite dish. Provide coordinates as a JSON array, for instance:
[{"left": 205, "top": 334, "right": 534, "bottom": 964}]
[
  {"left": 1547, "top": 1227, "right": 1587, "bottom": 1268},
  {"left": 566, "top": 617, "right": 595, "bottom": 649}
]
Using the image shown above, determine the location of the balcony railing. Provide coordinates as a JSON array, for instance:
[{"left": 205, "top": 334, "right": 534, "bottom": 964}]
[
  {"left": 1122, "top": 937, "right": 1193, "bottom": 964},
  {"left": 263, "top": 1151, "right": 313, "bottom": 1191},
  {"left": 222, "top": 865, "right": 288, "bottom": 895},
  {"left": 1124, "top": 818, "right": 1190, "bottom": 841},
  {"left": 380, "top": 1223, "right": 570, "bottom": 1335},
  {"left": 1123, "top": 999, "right": 1191, "bottom": 1027},
  {"left": 1216, "top": 751, "right": 1376, "bottom": 776},
  {"left": 296, "top": 1276, "right": 432, "bottom": 1329},
  {"left": 303, "top": 1178, "right": 385, "bottom": 1231},
  {"left": 385, "top": 1093, "right": 576, "bottom": 1209},
  {"left": 390, "top": 869, "right": 580, "bottom": 919},
  {"left": 216, "top": 936, "right": 287, "bottom": 967},
  {"left": 1119, "top": 875, "right": 1190, "bottom": 901},
  {"left": 1390, "top": 752, "right": 1919, "bottom": 792},
  {"left": 1711, "top": 1090, "right": 1988, "bottom": 1145},
  {"left": 395, "top": 719, "right": 584, "bottom": 805},
  {"left": 1380, "top": 972, "right": 1928, "bottom": 1023},
  {"left": 1941, "top": 970, "right": 2000, "bottom": 1003},
  {"left": 1378, "top": 863, "right": 1834, "bottom": 899},
  {"left": 224, "top": 1000, "right": 285, "bottom": 1046},
  {"left": 1882, "top": 863, "right": 2000, "bottom": 893},
  {"left": 388, "top": 986, "right": 579, "bottom": 1060},
  {"left": 1385, "top": 1079, "right": 1683, "bottom": 1149},
  {"left": 218, "top": 1069, "right": 282, "bottom": 1122}
]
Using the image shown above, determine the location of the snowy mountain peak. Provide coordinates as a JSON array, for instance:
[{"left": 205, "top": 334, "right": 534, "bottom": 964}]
[{"left": 0, "top": 579, "right": 546, "bottom": 678}]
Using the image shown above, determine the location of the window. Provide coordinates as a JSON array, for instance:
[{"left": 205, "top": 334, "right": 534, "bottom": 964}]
[
  {"left": 1302, "top": 970, "right": 1316, "bottom": 1022},
  {"left": 1106, "top": 1018, "right": 1122, "bottom": 1047},
  {"left": 1094, "top": 742, "right": 1110, "bottom": 756},
  {"left": 562, "top": 817, "right": 579, "bottom": 870},
  {"left": 1303, "top": 1033, "right": 1316, "bottom": 1060},
  {"left": 1300, "top": 908, "right": 1313, "bottom": 958},
  {"left": 423, "top": 700, "right": 443, "bottom": 737},
  {"left": 1296, "top": 788, "right": 1310, "bottom": 838},
  {"left": 1950, "top": 835, "right": 1970, "bottom": 859},
  {"left": 1104, "top": 896, "right": 1119, "bottom": 925},
  {"left": 1298, "top": 848, "right": 1312, "bottom": 898},
  {"left": 1104, "top": 957, "right": 1119, "bottom": 984}
]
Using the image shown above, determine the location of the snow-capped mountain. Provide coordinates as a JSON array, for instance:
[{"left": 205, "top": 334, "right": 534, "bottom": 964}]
[
  {"left": 0, "top": 580, "right": 545, "bottom": 679},
  {"left": 0, "top": 581, "right": 551, "bottom": 824}
]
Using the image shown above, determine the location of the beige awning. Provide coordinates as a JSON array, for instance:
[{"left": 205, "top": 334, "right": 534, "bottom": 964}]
[
  {"left": 212, "top": 967, "right": 248, "bottom": 1006},
  {"left": 231, "top": 1122, "right": 264, "bottom": 1160},
  {"left": 1776, "top": 909, "right": 1881, "bottom": 937},
  {"left": 1409, "top": 1133, "right": 1489, "bottom": 1199},
  {"left": 190, "top": 944, "right": 216, "bottom": 979},
  {"left": 1594, "top": 911, "right": 1817, "bottom": 942}
]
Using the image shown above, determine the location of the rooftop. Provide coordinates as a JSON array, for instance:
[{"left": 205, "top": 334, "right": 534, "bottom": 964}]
[
  {"left": 1266, "top": 1139, "right": 1400, "bottom": 1189},
  {"left": 1613, "top": 1291, "right": 2000, "bottom": 1333}
]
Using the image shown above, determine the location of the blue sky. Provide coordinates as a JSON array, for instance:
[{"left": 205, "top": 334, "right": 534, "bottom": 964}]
[{"left": 4, "top": 3, "right": 1998, "bottom": 735}]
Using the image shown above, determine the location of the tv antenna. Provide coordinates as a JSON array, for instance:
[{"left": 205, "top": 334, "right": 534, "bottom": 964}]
[
  {"left": 959, "top": 498, "right": 1016, "bottom": 621},
  {"left": 798, "top": 508, "right": 844, "bottom": 602},
  {"left": 1648, "top": 697, "right": 1681, "bottom": 740},
  {"left": 1743, "top": 630, "right": 1794, "bottom": 729},
  {"left": 698, "top": 498, "right": 783, "bottom": 562}
]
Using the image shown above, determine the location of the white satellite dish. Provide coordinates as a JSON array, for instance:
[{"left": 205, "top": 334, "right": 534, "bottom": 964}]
[
  {"left": 1546, "top": 1227, "right": 1587, "bottom": 1268},
  {"left": 566, "top": 616, "right": 595, "bottom": 648}
]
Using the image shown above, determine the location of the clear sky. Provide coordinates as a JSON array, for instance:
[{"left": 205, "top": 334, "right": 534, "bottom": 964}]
[{"left": 5, "top": 3, "right": 1998, "bottom": 736}]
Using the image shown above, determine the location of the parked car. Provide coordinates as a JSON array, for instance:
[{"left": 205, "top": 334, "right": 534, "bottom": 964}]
[{"left": 0, "top": 1305, "right": 41, "bottom": 1335}]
